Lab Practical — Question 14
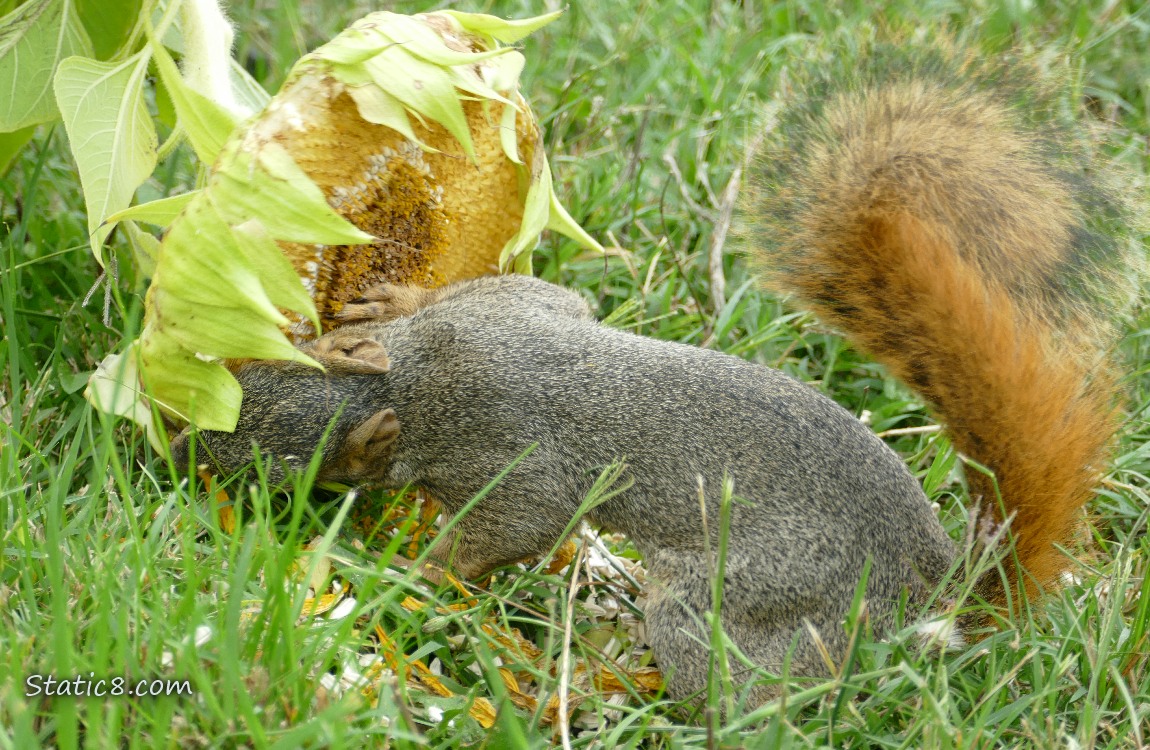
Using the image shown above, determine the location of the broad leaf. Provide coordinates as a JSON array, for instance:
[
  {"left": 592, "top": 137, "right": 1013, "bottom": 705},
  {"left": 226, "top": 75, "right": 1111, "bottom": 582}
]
[
  {"left": 54, "top": 48, "right": 157, "bottom": 262},
  {"left": 360, "top": 44, "right": 475, "bottom": 161},
  {"left": 548, "top": 188, "right": 604, "bottom": 254},
  {"left": 122, "top": 219, "right": 158, "bottom": 275},
  {"left": 500, "top": 153, "right": 550, "bottom": 269},
  {"left": 342, "top": 77, "right": 421, "bottom": 145},
  {"left": 137, "top": 328, "right": 245, "bottom": 431},
  {"left": 363, "top": 13, "right": 514, "bottom": 67},
  {"left": 0, "top": 0, "right": 92, "bottom": 130}
]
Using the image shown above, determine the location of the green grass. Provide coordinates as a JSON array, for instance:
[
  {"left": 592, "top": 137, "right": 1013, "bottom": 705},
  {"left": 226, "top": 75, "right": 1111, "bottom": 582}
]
[{"left": 3, "top": 0, "right": 1150, "bottom": 747}]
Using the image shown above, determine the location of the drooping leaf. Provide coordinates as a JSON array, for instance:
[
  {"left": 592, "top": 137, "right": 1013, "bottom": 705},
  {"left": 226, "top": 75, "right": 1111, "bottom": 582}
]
[
  {"left": 230, "top": 220, "right": 317, "bottom": 315},
  {"left": 500, "top": 154, "right": 550, "bottom": 269},
  {"left": 136, "top": 328, "right": 245, "bottom": 431},
  {"left": 479, "top": 49, "right": 526, "bottom": 95},
  {"left": 210, "top": 140, "right": 374, "bottom": 245},
  {"left": 364, "top": 12, "right": 514, "bottom": 68},
  {"left": 54, "top": 48, "right": 157, "bottom": 262},
  {"left": 157, "top": 296, "right": 315, "bottom": 361},
  {"left": 341, "top": 77, "right": 422, "bottom": 145},
  {"left": 548, "top": 187, "right": 605, "bottom": 254},
  {"left": 104, "top": 190, "right": 199, "bottom": 228},
  {"left": 151, "top": 38, "right": 236, "bottom": 164},
  {"left": 499, "top": 101, "right": 520, "bottom": 165},
  {"left": 121, "top": 219, "right": 158, "bottom": 276},
  {"left": 133, "top": 184, "right": 325, "bottom": 427},
  {"left": 359, "top": 45, "right": 475, "bottom": 161},
  {"left": 130, "top": 127, "right": 382, "bottom": 427},
  {"left": 153, "top": 197, "right": 290, "bottom": 321},
  {"left": 0, "top": 0, "right": 93, "bottom": 130},
  {"left": 84, "top": 343, "right": 163, "bottom": 448}
]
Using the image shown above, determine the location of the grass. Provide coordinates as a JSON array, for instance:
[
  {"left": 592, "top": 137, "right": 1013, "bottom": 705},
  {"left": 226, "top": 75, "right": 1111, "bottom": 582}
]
[{"left": 2, "top": 0, "right": 1150, "bottom": 746}]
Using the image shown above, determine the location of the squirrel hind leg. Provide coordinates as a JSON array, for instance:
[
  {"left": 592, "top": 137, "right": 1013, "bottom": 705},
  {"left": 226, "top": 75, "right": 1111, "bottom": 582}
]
[{"left": 642, "top": 577, "right": 830, "bottom": 707}]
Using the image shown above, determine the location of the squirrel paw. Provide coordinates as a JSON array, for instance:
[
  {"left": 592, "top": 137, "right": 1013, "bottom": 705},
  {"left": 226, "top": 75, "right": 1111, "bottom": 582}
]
[
  {"left": 310, "top": 333, "right": 391, "bottom": 374},
  {"left": 338, "top": 282, "right": 434, "bottom": 324}
]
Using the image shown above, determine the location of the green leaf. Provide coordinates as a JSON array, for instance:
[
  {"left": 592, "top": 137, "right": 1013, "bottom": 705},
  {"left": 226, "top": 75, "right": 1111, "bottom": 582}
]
[
  {"left": 154, "top": 197, "right": 289, "bottom": 321},
  {"left": 0, "top": 123, "right": 35, "bottom": 173},
  {"left": 311, "top": 24, "right": 396, "bottom": 65},
  {"left": 104, "top": 190, "right": 199, "bottom": 228},
  {"left": 547, "top": 186, "right": 605, "bottom": 254},
  {"left": 157, "top": 295, "right": 314, "bottom": 361},
  {"left": 360, "top": 44, "right": 475, "bottom": 161},
  {"left": 122, "top": 219, "right": 158, "bottom": 276},
  {"left": 210, "top": 141, "right": 373, "bottom": 245},
  {"left": 0, "top": 0, "right": 93, "bottom": 130},
  {"left": 136, "top": 152, "right": 343, "bottom": 428},
  {"left": 342, "top": 80, "right": 422, "bottom": 146},
  {"left": 54, "top": 48, "right": 157, "bottom": 262},
  {"left": 137, "top": 327, "right": 245, "bottom": 431},
  {"left": 361, "top": 13, "right": 513, "bottom": 67},
  {"left": 84, "top": 343, "right": 164, "bottom": 449},
  {"left": 441, "top": 9, "right": 563, "bottom": 44},
  {"left": 75, "top": 0, "right": 140, "bottom": 60},
  {"left": 151, "top": 37, "right": 236, "bottom": 164},
  {"left": 479, "top": 49, "right": 526, "bottom": 95},
  {"left": 228, "top": 57, "right": 269, "bottom": 112},
  {"left": 499, "top": 156, "right": 549, "bottom": 269},
  {"left": 230, "top": 219, "right": 316, "bottom": 316},
  {"left": 445, "top": 60, "right": 515, "bottom": 107},
  {"left": 499, "top": 149, "right": 605, "bottom": 268},
  {"left": 499, "top": 102, "right": 520, "bottom": 165}
]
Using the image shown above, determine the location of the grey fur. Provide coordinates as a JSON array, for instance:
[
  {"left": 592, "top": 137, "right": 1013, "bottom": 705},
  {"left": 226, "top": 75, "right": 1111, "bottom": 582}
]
[{"left": 173, "top": 274, "right": 956, "bottom": 704}]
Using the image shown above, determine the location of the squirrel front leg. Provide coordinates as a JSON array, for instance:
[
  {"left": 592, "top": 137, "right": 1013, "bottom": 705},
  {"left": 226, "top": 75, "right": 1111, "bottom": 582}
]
[
  {"left": 416, "top": 457, "right": 584, "bottom": 581},
  {"left": 336, "top": 282, "right": 451, "bottom": 324},
  {"left": 338, "top": 275, "right": 593, "bottom": 325}
]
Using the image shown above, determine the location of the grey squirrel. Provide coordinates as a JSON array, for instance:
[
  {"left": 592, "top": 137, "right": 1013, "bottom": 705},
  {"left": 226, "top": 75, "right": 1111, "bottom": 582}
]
[{"left": 170, "top": 48, "right": 1133, "bottom": 706}]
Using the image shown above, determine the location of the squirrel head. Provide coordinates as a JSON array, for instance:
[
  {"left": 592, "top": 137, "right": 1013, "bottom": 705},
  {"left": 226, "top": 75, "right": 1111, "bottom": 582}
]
[{"left": 170, "top": 337, "right": 400, "bottom": 486}]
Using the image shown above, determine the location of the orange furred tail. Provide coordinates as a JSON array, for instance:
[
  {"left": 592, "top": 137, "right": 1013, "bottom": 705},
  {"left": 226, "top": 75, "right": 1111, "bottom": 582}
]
[
  {"left": 809, "top": 211, "right": 1115, "bottom": 598},
  {"left": 743, "top": 48, "right": 1133, "bottom": 605}
]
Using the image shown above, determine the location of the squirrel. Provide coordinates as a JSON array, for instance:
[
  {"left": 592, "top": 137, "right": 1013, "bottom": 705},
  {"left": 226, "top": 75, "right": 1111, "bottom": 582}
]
[{"left": 170, "top": 47, "right": 1134, "bottom": 706}]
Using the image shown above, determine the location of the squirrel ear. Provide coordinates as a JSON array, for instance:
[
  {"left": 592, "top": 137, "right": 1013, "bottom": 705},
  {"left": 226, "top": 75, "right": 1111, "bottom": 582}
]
[
  {"left": 344, "top": 408, "right": 401, "bottom": 470},
  {"left": 313, "top": 336, "right": 391, "bottom": 374}
]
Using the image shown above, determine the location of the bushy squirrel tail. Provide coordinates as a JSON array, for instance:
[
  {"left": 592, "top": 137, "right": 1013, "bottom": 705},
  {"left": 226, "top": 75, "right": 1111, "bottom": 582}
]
[{"left": 743, "top": 44, "right": 1136, "bottom": 605}]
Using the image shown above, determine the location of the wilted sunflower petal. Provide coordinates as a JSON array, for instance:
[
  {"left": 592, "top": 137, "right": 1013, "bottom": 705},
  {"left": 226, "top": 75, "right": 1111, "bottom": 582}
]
[
  {"left": 341, "top": 81, "right": 423, "bottom": 146},
  {"left": 359, "top": 49, "right": 475, "bottom": 161},
  {"left": 442, "top": 10, "right": 564, "bottom": 44},
  {"left": 365, "top": 13, "right": 514, "bottom": 68}
]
